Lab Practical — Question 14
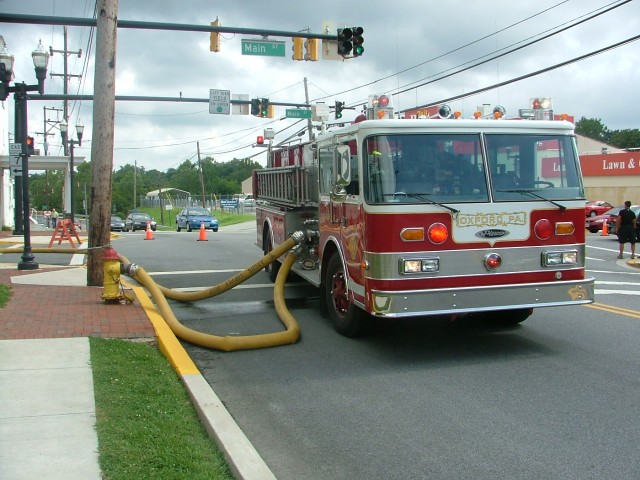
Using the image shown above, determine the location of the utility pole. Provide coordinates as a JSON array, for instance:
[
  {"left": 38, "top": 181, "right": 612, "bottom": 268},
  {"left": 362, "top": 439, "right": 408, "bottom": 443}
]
[
  {"left": 197, "top": 141, "right": 206, "bottom": 208},
  {"left": 87, "top": 0, "right": 118, "bottom": 286},
  {"left": 49, "top": 25, "right": 82, "bottom": 154},
  {"left": 37, "top": 106, "right": 62, "bottom": 156},
  {"left": 304, "top": 77, "right": 313, "bottom": 142},
  {"left": 133, "top": 160, "right": 137, "bottom": 209},
  {"left": 36, "top": 106, "right": 62, "bottom": 210}
]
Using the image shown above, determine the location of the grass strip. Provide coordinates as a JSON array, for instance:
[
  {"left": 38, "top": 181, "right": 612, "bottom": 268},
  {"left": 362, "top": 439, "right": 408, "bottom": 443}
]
[
  {"left": 90, "top": 337, "right": 234, "bottom": 480},
  {"left": 0, "top": 283, "right": 11, "bottom": 308}
]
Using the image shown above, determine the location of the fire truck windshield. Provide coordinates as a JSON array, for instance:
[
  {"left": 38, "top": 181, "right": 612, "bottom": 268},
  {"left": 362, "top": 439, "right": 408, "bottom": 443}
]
[{"left": 363, "top": 133, "right": 584, "bottom": 205}]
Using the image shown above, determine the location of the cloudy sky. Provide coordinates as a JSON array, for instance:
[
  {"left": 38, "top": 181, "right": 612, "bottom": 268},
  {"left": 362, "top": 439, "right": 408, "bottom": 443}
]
[{"left": 1, "top": 0, "right": 638, "bottom": 172}]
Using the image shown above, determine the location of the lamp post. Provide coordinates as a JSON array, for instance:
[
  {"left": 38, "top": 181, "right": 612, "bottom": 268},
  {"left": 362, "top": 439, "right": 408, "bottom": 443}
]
[
  {"left": 60, "top": 122, "right": 84, "bottom": 225},
  {"left": 0, "top": 39, "right": 49, "bottom": 270}
]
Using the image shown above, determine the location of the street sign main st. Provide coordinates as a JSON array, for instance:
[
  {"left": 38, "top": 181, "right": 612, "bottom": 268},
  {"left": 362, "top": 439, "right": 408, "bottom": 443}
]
[
  {"left": 241, "top": 39, "right": 286, "bottom": 57},
  {"left": 286, "top": 109, "right": 312, "bottom": 119}
]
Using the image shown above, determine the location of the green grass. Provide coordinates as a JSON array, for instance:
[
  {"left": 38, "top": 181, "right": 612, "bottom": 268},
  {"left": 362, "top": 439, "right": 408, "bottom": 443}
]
[
  {"left": 0, "top": 283, "right": 11, "bottom": 307},
  {"left": 90, "top": 337, "right": 234, "bottom": 480},
  {"left": 136, "top": 207, "right": 254, "bottom": 230}
]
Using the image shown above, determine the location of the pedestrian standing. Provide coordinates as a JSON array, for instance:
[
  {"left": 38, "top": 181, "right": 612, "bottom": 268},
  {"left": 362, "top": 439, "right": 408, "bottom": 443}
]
[
  {"left": 43, "top": 209, "right": 51, "bottom": 228},
  {"left": 616, "top": 200, "right": 636, "bottom": 259},
  {"left": 51, "top": 208, "right": 59, "bottom": 229}
]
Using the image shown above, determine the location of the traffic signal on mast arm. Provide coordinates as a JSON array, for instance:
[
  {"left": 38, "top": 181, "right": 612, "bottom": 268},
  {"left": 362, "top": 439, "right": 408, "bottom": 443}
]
[
  {"left": 335, "top": 101, "right": 345, "bottom": 119},
  {"left": 292, "top": 37, "right": 304, "bottom": 60},
  {"left": 352, "top": 27, "right": 364, "bottom": 56},
  {"left": 304, "top": 38, "right": 319, "bottom": 61},
  {"left": 26, "top": 136, "right": 35, "bottom": 155},
  {"left": 251, "top": 98, "right": 261, "bottom": 116},
  {"left": 210, "top": 17, "right": 221, "bottom": 52},
  {"left": 337, "top": 27, "right": 353, "bottom": 56},
  {"left": 260, "top": 98, "right": 269, "bottom": 118}
]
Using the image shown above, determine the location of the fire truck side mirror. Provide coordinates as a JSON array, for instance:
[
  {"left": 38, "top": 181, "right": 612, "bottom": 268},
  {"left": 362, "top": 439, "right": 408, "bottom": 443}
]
[{"left": 335, "top": 145, "right": 351, "bottom": 186}]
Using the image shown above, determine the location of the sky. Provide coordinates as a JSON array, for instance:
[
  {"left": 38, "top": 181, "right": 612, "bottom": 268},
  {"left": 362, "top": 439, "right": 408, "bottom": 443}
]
[{"left": 1, "top": 0, "right": 638, "bottom": 173}]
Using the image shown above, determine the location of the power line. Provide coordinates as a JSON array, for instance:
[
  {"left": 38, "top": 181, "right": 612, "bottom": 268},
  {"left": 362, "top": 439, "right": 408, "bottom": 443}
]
[{"left": 414, "top": 33, "right": 640, "bottom": 112}]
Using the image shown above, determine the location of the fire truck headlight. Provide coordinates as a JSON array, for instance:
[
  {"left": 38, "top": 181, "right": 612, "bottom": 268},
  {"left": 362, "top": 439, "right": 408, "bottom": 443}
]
[
  {"left": 400, "top": 258, "right": 439, "bottom": 274},
  {"left": 542, "top": 250, "right": 578, "bottom": 267}
]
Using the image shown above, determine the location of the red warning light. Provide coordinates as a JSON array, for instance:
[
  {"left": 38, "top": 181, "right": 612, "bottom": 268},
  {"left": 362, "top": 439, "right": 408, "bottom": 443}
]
[{"left": 257, "top": 135, "right": 264, "bottom": 145}]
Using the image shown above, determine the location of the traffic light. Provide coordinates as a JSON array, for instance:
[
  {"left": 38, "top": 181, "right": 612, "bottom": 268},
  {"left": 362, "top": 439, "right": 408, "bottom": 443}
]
[
  {"left": 352, "top": 27, "right": 364, "bottom": 56},
  {"left": 304, "top": 38, "right": 319, "bottom": 61},
  {"left": 337, "top": 27, "right": 353, "bottom": 56},
  {"left": 251, "top": 98, "right": 260, "bottom": 116},
  {"left": 292, "top": 37, "right": 304, "bottom": 61},
  {"left": 257, "top": 135, "right": 264, "bottom": 145},
  {"left": 26, "top": 136, "right": 35, "bottom": 155},
  {"left": 335, "top": 101, "right": 345, "bottom": 119},
  {"left": 210, "top": 18, "right": 221, "bottom": 52},
  {"left": 260, "top": 98, "right": 269, "bottom": 118}
]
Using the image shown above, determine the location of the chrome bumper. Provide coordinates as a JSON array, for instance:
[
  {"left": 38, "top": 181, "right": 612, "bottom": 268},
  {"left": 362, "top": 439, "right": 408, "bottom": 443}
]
[{"left": 369, "top": 278, "right": 595, "bottom": 317}]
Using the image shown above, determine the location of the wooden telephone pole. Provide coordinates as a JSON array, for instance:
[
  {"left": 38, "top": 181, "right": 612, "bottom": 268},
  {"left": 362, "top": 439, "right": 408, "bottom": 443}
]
[{"left": 87, "top": 0, "right": 118, "bottom": 286}]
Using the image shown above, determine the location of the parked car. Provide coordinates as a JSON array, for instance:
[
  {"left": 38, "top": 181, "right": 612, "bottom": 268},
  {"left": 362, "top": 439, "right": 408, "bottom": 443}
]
[
  {"left": 124, "top": 213, "right": 157, "bottom": 232},
  {"left": 608, "top": 205, "right": 640, "bottom": 236},
  {"left": 241, "top": 195, "right": 256, "bottom": 208},
  {"left": 110, "top": 215, "right": 125, "bottom": 232},
  {"left": 585, "top": 206, "right": 621, "bottom": 234},
  {"left": 175, "top": 207, "right": 219, "bottom": 232},
  {"left": 586, "top": 200, "right": 614, "bottom": 217}
]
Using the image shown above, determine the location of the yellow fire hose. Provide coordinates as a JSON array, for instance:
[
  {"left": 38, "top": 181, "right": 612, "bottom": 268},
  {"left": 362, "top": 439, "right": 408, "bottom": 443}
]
[
  {"left": 2, "top": 232, "right": 308, "bottom": 352},
  {"left": 119, "top": 232, "right": 306, "bottom": 351}
]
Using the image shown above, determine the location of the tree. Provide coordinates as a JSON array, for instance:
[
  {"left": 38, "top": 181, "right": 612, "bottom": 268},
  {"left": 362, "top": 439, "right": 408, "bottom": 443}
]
[
  {"left": 575, "top": 117, "right": 609, "bottom": 142},
  {"left": 609, "top": 129, "right": 640, "bottom": 150}
]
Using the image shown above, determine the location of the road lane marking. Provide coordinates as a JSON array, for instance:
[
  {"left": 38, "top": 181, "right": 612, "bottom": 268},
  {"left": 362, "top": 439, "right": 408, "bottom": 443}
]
[{"left": 585, "top": 302, "right": 640, "bottom": 318}]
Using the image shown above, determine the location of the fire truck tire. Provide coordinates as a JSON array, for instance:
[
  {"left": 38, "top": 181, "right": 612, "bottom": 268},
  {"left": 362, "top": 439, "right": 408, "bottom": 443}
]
[
  {"left": 264, "top": 234, "right": 280, "bottom": 282},
  {"left": 325, "top": 254, "right": 368, "bottom": 337},
  {"left": 486, "top": 308, "right": 531, "bottom": 326}
]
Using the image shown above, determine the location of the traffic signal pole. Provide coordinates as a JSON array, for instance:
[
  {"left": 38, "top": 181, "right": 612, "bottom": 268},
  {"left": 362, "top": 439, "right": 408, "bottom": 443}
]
[{"left": 14, "top": 83, "right": 38, "bottom": 269}]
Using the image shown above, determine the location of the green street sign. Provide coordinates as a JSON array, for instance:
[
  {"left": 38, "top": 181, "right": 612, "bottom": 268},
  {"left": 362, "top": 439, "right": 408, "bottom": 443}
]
[
  {"left": 241, "top": 39, "right": 286, "bottom": 57},
  {"left": 286, "top": 109, "right": 312, "bottom": 119}
]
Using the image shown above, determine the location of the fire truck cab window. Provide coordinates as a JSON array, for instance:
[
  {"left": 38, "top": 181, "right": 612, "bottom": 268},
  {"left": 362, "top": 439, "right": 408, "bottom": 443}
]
[
  {"left": 318, "top": 147, "right": 333, "bottom": 194},
  {"left": 364, "top": 134, "right": 488, "bottom": 204},
  {"left": 486, "top": 134, "right": 584, "bottom": 201}
]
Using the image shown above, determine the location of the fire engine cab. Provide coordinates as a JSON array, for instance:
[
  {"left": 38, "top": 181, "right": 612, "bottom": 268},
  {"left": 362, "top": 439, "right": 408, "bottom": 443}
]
[{"left": 255, "top": 95, "right": 595, "bottom": 337}]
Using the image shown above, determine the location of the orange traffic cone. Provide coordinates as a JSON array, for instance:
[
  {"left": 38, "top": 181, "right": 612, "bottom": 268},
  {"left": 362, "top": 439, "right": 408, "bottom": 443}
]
[
  {"left": 144, "top": 221, "right": 155, "bottom": 240},
  {"left": 197, "top": 221, "right": 208, "bottom": 241},
  {"left": 600, "top": 221, "right": 609, "bottom": 236}
]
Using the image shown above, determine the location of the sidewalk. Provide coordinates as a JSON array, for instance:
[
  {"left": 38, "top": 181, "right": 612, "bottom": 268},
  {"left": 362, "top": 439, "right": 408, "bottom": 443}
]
[{"left": 0, "top": 224, "right": 275, "bottom": 480}]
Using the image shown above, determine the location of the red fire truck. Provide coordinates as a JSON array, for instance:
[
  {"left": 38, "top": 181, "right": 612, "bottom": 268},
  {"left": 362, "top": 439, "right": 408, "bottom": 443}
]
[{"left": 255, "top": 95, "right": 594, "bottom": 337}]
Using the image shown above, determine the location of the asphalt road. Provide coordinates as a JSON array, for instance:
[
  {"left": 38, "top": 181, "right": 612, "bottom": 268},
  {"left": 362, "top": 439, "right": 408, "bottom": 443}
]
[{"left": 7, "top": 223, "right": 640, "bottom": 479}]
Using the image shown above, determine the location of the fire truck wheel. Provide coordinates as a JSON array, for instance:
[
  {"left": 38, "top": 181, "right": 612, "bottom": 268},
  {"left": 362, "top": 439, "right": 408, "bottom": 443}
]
[
  {"left": 264, "top": 234, "right": 280, "bottom": 282},
  {"left": 485, "top": 308, "right": 531, "bottom": 326},
  {"left": 325, "top": 254, "right": 368, "bottom": 337}
]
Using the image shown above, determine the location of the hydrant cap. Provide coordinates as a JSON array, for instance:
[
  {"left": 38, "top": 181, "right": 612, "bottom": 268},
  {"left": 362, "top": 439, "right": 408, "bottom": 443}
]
[{"left": 102, "top": 247, "right": 119, "bottom": 261}]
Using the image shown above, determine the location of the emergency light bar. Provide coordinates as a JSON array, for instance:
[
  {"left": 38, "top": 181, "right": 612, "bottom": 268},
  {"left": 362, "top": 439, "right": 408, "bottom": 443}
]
[{"left": 367, "top": 94, "right": 394, "bottom": 120}]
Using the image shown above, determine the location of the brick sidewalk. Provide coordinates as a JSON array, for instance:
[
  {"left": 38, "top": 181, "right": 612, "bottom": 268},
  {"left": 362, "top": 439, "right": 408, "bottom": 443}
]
[{"left": 0, "top": 267, "right": 156, "bottom": 340}]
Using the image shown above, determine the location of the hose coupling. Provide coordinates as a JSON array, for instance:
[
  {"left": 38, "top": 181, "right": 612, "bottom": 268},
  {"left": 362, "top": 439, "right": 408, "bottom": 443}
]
[
  {"left": 121, "top": 262, "right": 139, "bottom": 277},
  {"left": 290, "top": 230, "right": 306, "bottom": 245}
]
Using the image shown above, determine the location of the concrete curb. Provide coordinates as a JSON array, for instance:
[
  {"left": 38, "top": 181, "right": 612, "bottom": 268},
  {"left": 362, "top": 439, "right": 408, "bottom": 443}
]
[{"left": 127, "top": 282, "right": 276, "bottom": 480}]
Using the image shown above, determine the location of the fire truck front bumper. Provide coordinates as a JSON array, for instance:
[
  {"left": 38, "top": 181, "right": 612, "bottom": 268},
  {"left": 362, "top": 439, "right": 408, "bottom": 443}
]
[{"left": 368, "top": 278, "right": 595, "bottom": 317}]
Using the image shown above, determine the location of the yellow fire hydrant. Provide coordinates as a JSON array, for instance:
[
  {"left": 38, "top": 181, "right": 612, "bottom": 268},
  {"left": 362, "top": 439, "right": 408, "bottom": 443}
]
[{"left": 101, "top": 247, "right": 133, "bottom": 303}]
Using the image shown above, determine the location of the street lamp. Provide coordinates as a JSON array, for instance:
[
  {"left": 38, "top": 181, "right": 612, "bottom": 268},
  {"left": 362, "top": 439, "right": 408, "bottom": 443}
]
[
  {"left": 0, "top": 39, "right": 49, "bottom": 270},
  {"left": 60, "top": 122, "right": 84, "bottom": 224}
]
